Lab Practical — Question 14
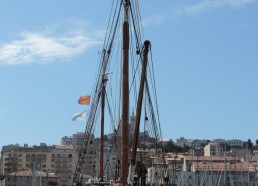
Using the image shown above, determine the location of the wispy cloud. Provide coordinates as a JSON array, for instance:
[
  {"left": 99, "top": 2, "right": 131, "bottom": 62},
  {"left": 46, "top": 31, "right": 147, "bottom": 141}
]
[
  {"left": 184, "top": 0, "right": 255, "bottom": 15},
  {"left": 142, "top": 15, "right": 165, "bottom": 27},
  {"left": 143, "top": 0, "right": 255, "bottom": 26},
  {"left": 0, "top": 22, "right": 103, "bottom": 65}
]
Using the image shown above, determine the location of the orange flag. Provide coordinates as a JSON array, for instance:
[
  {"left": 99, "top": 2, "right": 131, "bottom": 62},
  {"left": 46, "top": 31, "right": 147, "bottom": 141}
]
[{"left": 78, "top": 96, "right": 90, "bottom": 105}]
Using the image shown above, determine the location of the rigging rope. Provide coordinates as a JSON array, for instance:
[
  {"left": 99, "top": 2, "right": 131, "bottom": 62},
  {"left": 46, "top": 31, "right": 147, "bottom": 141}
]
[
  {"left": 73, "top": 2, "right": 123, "bottom": 184},
  {"left": 73, "top": 1, "right": 167, "bottom": 184},
  {"left": 149, "top": 47, "right": 163, "bottom": 138}
]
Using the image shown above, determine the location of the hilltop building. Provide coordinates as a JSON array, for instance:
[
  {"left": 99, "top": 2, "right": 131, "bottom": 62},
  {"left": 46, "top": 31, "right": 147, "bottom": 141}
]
[{"left": 176, "top": 137, "right": 193, "bottom": 148}]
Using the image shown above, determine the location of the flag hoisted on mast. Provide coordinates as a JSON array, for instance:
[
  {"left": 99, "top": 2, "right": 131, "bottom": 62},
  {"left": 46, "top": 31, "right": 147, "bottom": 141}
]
[
  {"left": 71, "top": 110, "right": 86, "bottom": 121},
  {"left": 72, "top": 0, "right": 165, "bottom": 185},
  {"left": 78, "top": 95, "right": 91, "bottom": 105}
]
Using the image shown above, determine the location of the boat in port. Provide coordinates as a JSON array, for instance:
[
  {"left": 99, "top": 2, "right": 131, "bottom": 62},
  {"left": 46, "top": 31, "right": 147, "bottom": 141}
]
[{"left": 72, "top": 0, "right": 166, "bottom": 185}]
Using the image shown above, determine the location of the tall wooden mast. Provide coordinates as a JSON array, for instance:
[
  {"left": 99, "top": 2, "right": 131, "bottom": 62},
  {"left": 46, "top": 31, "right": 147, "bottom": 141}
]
[
  {"left": 131, "top": 40, "right": 150, "bottom": 166},
  {"left": 99, "top": 75, "right": 106, "bottom": 181},
  {"left": 121, "top": 0, "right": 130, "bottom": 184},
  {"left": 127, "top": 40, "right": 150, "bottom": 185}
]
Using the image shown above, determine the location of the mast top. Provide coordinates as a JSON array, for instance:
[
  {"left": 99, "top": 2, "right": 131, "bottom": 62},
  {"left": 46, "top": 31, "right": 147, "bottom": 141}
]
[{"left": 123, "top": 0, "right": 130, "bottom": 22}]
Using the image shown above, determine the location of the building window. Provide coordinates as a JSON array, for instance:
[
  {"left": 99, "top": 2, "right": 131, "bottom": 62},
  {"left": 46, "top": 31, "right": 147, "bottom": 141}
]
[{"left": 61, "top": 154, "right": 66, "bottom": 158}]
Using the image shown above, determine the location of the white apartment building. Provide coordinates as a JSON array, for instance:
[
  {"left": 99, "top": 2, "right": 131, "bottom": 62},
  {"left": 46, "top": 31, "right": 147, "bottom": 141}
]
[
  {"left": 204, "top": 142, "right": 224, "bottom": 156},
  {"left": 227, "top": 139, "right": 244, "bottom": 148},
  {"left": 148, "top": 154, "right": 255, "bottom": 186},
  {"left": 213, "top": 138, "right": 227, "bottom": 146},
  {"left": 212, "top": 138, "right": 244, "bottom": 148},
  {"left": 1, "top": 169, "right": 59, "bottom": 186},
  {"left": 1, "top": 144, "right": 78, "bottom": 186}
]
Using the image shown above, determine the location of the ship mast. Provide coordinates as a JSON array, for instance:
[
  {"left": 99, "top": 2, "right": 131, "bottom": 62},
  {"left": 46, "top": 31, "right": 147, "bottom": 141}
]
[
  {"left": 99, "top": 74, "right": 107, "bottom": 181},
  {"left": 121, "top": 0, "right": 130, "bottom": 184},
  {"left": 127, "top": 40, "right": 150, "bottom": 185}
]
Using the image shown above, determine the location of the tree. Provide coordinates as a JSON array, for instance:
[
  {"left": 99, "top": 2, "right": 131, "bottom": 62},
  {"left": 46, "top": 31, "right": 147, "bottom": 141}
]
[
  {"left": 247, "top": 139, "right": 253, "bottom": 150},
  {"left": 255, "top": 139, "right": 258, "bottom": 150},
  {"left": 183, "top": 145, "right": 191, "bottom": 152},
  {"left": 163, "top": 141, "right": 183, "bottom": 153}
]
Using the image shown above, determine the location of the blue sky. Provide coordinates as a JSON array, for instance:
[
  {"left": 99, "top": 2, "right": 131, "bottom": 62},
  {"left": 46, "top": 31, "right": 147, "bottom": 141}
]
[{"left": 0, "top": 0, "right": 258, "bottom": 149}]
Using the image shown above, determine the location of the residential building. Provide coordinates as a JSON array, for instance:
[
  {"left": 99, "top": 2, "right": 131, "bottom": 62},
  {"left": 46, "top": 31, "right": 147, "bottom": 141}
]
[
  {"left": 176, "top": 137, "right": 193, "bottom": 148},
  {"left": 1, "top": 169, "right": 59, "bottom": 186},
  {"left": 72, "top": 132, "right": 85, "bottom": 150},
  {"left": 1, "top": 144, "right": 78, "bottom": 185},
  {"left": 213, "top": 138, "right": 227, "bottom": 146},
  {"left": 61, "top": 136, "right": 72, "bottom": 146},
  {"left": 192, "top": 139, "right": 208, "bottom": 149},
  {"left": 204, "top": 142, "right": 224, "bottom": 156},
  {"left": 158, "top": 138, "right": 173, "bottom": 146},
  {"left": 227, "top": 139, "right": 244, "bottom": 148},
  {"left": 148, "top": 153, "right": 256, "bottom": 186},
  {"left": 191, "top": 161, "right": 257, "bottom": 186}
]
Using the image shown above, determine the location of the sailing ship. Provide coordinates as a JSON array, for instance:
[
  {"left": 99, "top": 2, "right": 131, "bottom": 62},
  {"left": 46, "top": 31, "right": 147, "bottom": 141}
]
[{"left": 72, "top": 0, "right": 166, "bottom": 185}]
